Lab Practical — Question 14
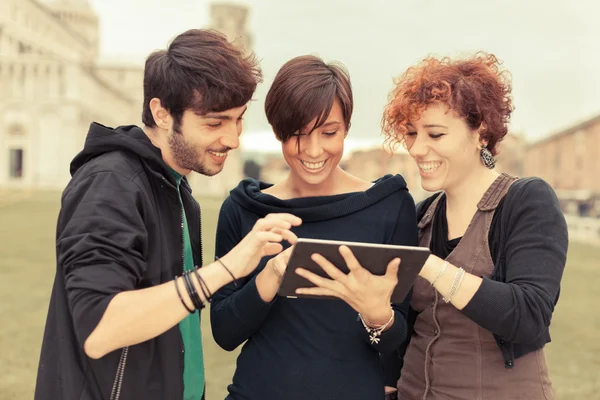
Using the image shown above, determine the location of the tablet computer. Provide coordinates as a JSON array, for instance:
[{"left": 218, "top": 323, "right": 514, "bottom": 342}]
[{"left": 277, "top": 238, "right": 430, "bottom": 303}]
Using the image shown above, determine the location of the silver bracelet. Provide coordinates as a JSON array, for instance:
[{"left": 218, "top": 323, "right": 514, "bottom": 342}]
[
  {"left": 431, "top": 260, "right": 448, "bottom": 287},
  {"left": 358, "top": 308, "right": 394, "bottom": 345},
  {"left": 443, "top": 267, "right": 465, "bottom": 303}
]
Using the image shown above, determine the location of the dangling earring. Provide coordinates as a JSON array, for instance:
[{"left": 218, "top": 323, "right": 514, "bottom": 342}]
[{"left": 480, "top": 145, "right": 495, "bottom": 169}]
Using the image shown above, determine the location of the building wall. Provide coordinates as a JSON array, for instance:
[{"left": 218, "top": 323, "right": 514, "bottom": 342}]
[
  {"left": 524, "top": 117, "right": 600, "bottom": 193},
  {"left": 49, "top": 0, "right": 100, "bottom": 61},
  {"left": 0, "top": 0, "right": 92, "bottom": 62},
  {"left": 94, "top": 64, "right": 144, "bottom": 124},
  {"left": 0, "top": 0, "right": 255, "bottom": 194},
  {"left": 0, "top": 0, "right": 138, "bottom": 188},
  {"left": 495, "top": 133, "right": 525, "bottom": 177}
]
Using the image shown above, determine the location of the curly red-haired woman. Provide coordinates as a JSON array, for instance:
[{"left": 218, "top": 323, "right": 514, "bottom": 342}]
[{"left": 378, "top": 53, "right": 568, "bottom": 399}]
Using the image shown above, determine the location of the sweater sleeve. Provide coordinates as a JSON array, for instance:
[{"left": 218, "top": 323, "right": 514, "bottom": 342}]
[
  {"left": 359, "top": 192, "right": 419, "bottom": 354},
  {"left": 210, "top": 197, "right": 275, "bottom": 351},
  {"left": 460, "top": 178, "right": 568, "bottom": 344},
  {"left": 57, "top": 171, "right": 148, "bottom": 347}
]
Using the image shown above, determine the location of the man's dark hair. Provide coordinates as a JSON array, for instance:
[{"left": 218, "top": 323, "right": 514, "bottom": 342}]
[
  {"left": 265, "top": 55, "right": 353, "bottom": 142},
  {"left": 141, "top": 29, "right": 262, "bottom": 128}
]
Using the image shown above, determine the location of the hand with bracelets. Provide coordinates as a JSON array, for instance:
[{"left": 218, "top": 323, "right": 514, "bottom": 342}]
[
  {"left": 418, "top": 254, "right": 483, "bottom": 310},
  {"left": 294, "top": 245, "right": 399, "bottom": 337},
  {"left": 175, "top": 213, "right": 302, "bottom": 313}
]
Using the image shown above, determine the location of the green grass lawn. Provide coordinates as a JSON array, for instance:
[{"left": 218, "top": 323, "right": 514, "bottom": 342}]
[{"left": 0, "top": 190, "right": 598, "bottom": 399}]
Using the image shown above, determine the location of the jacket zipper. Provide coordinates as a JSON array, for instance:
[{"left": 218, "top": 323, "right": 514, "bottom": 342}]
[
  {"left": 108, "top": 176, "right": 190, "bottom": 399},
  {"left": 179, "top": 186, "right": 187, "bottom": 395},
  {"left": 196, "top": 200, "right": 206, "bottom": 397},
  {"left": 109, "top": 346, "right": 129, "bottom": 400}
]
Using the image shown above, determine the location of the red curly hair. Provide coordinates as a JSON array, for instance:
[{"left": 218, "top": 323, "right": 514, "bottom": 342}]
[{"left": 382, "top": 52, "right": 513, "bottom": 156}]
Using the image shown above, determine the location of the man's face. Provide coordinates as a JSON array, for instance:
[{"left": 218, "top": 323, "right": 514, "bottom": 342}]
[{"left": 167, "top": 105, "right": 247, "bottom": 176}]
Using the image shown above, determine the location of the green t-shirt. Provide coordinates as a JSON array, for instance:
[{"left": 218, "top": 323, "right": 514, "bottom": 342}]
[{"left": 171, "top": 169, "right": 205, "bottom": 399}]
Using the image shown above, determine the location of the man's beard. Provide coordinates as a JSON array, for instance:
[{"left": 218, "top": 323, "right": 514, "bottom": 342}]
[{"left": 168, "top": 130, "right": 222, "bottom": 176}]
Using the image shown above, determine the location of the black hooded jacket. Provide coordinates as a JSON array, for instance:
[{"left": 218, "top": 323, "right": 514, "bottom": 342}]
[{"left": 35, "top": 123, "right": 202, "bottom": 400}]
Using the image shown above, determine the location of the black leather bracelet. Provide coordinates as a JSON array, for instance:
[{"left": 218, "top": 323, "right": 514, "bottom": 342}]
[
  {"left": 215, "top": 257, "right": 238, "bottom": 287},
  {"left": 192, "top": 268, "right": 211, "bottom": 304},
  {"left": 182, "top": 270, "right": 202, "bottom": 311},
  {"left": 174, "top": 277, "right": 194, "bottom": 314}
]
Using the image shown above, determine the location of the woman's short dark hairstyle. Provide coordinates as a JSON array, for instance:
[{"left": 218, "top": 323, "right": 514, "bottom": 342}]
[
  {"left": 141, "top": 29, "right": 262, "bottom": 128},
  {"left": 382, "top": 52, "right": 513, "bottom": 155},
  {"left": 265, "top": 55, "right": 353, "bottom": 142}
]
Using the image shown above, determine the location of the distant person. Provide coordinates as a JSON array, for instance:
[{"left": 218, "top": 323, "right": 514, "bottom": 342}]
[
  {"left": 373, "top": 52, "right": 568, "bottom": 399},
  {"left": 210, "top": 55, "right": 418, "bottom": 400},
  {"left": 34, "top": 29, "right": 300, "bottom": 400}
]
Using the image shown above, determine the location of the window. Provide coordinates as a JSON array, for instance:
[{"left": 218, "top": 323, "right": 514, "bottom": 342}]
[{"left": 9, "top": 148, "right": 24, "bottom": 178}]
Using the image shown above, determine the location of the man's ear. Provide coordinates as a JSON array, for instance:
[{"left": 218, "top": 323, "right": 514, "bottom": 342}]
[{"left": 149, "top": 98, "right": 171, "bottom": 131}]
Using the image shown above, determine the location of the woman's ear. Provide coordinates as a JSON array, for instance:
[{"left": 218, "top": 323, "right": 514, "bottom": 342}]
[{"left": 477, "top": 123, "right": 489, "bottom": 149}]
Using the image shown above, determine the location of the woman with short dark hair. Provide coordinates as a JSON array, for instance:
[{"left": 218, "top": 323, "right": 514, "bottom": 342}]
[{"left": 210, "top": 55, "right": 419, "bottom": 400}]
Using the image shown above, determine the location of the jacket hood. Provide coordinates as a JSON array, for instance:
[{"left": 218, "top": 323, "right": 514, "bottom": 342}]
[{"left": 70, "top": 123, "right": 185, "bottom": 188}]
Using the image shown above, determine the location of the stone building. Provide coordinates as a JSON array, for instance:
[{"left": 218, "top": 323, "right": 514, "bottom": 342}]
[
  {"left": 0, "top": 0, "right": 142, "bottom": 188},
  {"left": 524, "top": 113, "right": 600, "bottom": 217},
  {"left": 0, "top": 0, "right": 250, "bottom": 197}
]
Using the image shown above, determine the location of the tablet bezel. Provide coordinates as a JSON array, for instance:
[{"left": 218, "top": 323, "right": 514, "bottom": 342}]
[{"left": 277, "top": 238, "right": 430, "bottom": 303}]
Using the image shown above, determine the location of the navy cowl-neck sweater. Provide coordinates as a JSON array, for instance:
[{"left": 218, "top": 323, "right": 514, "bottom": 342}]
[{"left": 211, "top": 174, "right": 418, "bottom": 400}]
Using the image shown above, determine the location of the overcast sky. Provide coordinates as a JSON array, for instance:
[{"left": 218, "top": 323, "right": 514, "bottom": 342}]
[{"left": 89, "top": 0, "right": 599, "bottom": 143}]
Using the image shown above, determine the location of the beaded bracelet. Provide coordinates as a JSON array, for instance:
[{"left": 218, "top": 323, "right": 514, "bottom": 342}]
[
  {"left": 443, "top": 267, "right": 465, "bottom": 303},
  {"left": 358, "top": 308, "right": 395, "bottom": 345}
]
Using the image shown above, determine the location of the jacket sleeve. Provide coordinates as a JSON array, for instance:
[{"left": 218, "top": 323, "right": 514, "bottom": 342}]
[
  {"left": 460, "top": 178, "right": 568, "bottom": 344},
  {"left": 210, "top": 197, "right": 275, "bottom": 351},
  {"left": 359, "top": 192, "right": 418, "bottom": 355},
  {"left": 57, "top": 171, "right": 148, "bottom": 347}
]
